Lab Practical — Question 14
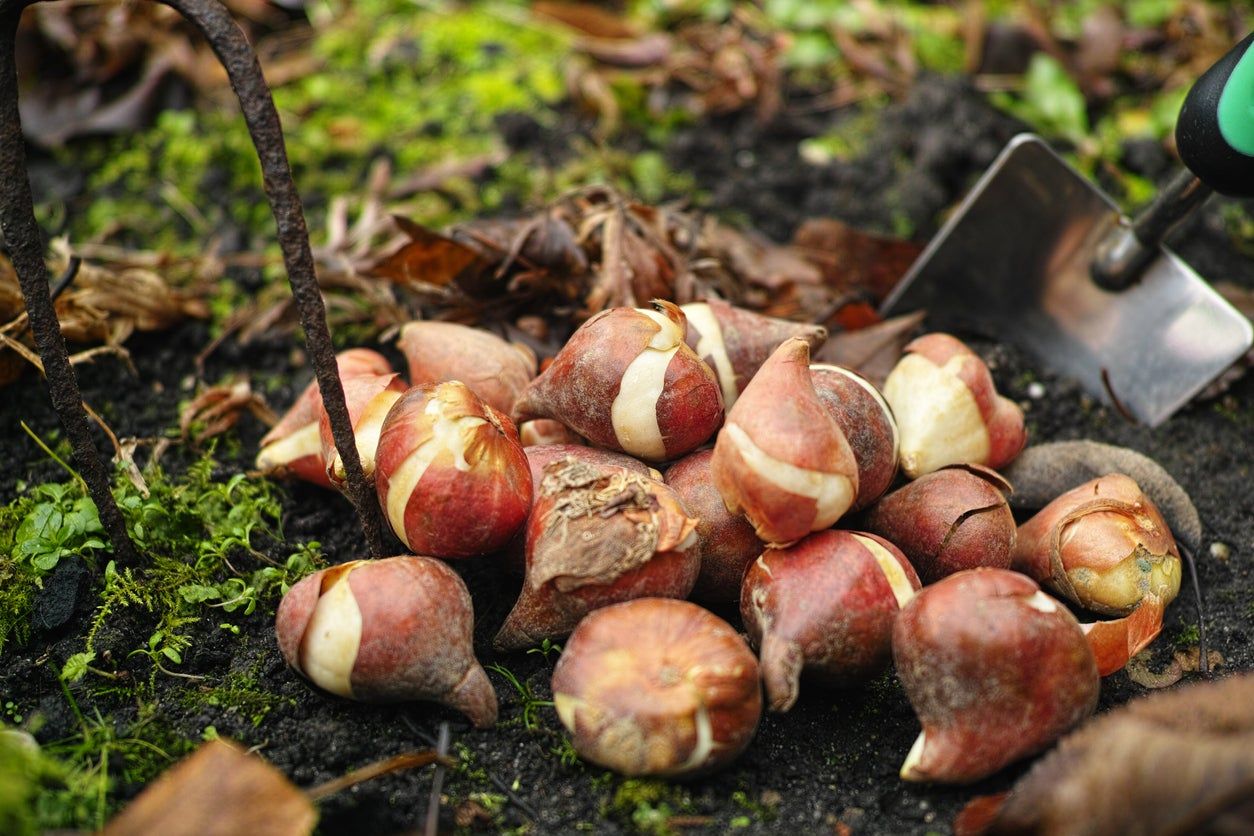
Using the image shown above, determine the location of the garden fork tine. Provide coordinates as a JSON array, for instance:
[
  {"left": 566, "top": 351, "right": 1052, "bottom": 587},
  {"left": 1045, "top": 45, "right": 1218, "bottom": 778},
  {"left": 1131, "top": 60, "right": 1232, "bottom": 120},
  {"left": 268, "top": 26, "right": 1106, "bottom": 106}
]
[{"left": 0, "top": 0, "right": 387, "bottom": 558}]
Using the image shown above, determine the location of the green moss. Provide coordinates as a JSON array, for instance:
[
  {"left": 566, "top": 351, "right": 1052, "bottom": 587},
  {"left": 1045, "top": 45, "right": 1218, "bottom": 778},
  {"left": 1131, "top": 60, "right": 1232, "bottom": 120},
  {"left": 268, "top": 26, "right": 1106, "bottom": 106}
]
[
  {"left": 1173, "top": 623, "right": 1200, "bottom": 648},
  {"left": 603, "top": 778, "right": 693, "bottom": 835}
]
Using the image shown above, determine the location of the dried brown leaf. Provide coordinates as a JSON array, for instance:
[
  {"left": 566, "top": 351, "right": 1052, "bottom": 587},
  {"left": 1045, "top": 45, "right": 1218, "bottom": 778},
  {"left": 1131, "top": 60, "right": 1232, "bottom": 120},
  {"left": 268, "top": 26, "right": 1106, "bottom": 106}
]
[
  {"left": 812, "top": 311, "right": 925, "bottom": 387},
  {"left": 103, "top": 739, "right": 317, "bottom": 836},
  {"left": 791, "top": 218, "right": 923, "bottom": 302},
  {"left": 366, "top": 217, "right": 490, "bottom": 290},
  {"left": 532, "top": 1, "right": 639, "bottom": 40},
  {"left": 965, "top": 672, "right": 1254, "bottom": 836}
]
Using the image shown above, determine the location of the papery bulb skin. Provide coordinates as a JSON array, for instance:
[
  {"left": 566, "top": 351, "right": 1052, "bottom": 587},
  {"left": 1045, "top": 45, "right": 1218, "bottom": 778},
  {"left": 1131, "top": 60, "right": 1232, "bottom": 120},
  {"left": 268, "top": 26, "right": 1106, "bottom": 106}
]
[
  {"left": 741, "top": 530, "right": 920, "bottom": 711},
  {"left": 893, "top": 569, "right": 1099, "bottom": 784},
  {"left": 666, "top": 449, "right": 764, "bottom": 602},
  {"left": 681, "top": 299, "right": 826, "bottom": 409},
  {"left": 551, "top": 598, "right": 761, "bottom": 777},
  {"left": 398, "top": 321, "right": 536, "bottom": 414},
  {"left": 864, "top": 464, "right": 1015, "bottom": 584},
  {"left": 494, "top": 459, "right": 700, "bottom": 650},
  {"left": 882, "top": 333, "right": 1026, "bottom": 479},
  {"left": 256, "top": 349, "right": 393, "bottom": 488},
  {"left": 810, "top": 364, "right": 899, "bottom": 510},
  {"left": 276, "top": 556, "right": 497, "bottom": 728},
  {"left": 512, "top": 300, "right": 723, "bottom": 462},
  {"left": 375, "top": 382, "right": 532, "bottom": 558},
  {"left": 711, "top": 337, "right": 859, "bottom": 546}
]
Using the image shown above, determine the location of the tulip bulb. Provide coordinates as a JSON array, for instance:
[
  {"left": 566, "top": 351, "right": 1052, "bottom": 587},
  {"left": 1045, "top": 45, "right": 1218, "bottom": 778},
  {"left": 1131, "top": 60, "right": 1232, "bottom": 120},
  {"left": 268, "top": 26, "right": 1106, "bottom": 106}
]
[
  {"left": 711, "top": 337, "right": 859, "bottom": 546},
  {"left": 318, "top": 371, "right": 407, "bottom": 486},
  {"left": 864, "top": 464, "right": 1015, "bottom": 584},
  {"left": 741, "top": 530, "right": 920, "bottom": 711},
  {"left": 681, "top": 299, "right": 826, "bottom": 409},
  {"left": 276, "top": 556, "right": 498, "bottom": 728},
  {"left": 665, "top": 449, "right": 764, "bottom": 602},
  {"left": 494, "top": 459, "right": 700, "bottom": 650},
  {"left": 1013, "top": 473, "right": 1181, "bottom": 616},
  {"left": 256, "top": 349, "right": 392, "bottom": 488},
  {"left": 398, "top": 321, "right": 537, "bottom": 414},
  {"left": 893, "top": 569, "right": 1099, "bottom": 784},
  {"left": 512, "top": 300, "right": 723, "bottom": 462},
  {"left": 810, "top": 364, "right": 899, "bottom": 510},
  {"left": 882, "top": 333, "right": 1026, "bottom": 479},
  {"left": 552, "top": 598, "right": 761, "bottom": 777},
  {"left": 519, "top": 419, "right": 583, "bottom": 447},
  {"left": 375, "top": 382, "right": 532, "bottom": 558}
]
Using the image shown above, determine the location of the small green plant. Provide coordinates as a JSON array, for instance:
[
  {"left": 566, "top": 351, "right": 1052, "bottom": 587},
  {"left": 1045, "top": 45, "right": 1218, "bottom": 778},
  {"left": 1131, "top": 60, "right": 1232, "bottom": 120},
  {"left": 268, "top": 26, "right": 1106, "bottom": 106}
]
[
  {"left": 526, "top": 638, "right": 563, "bottom": 664},
  {"left": 487, "top": 664, "right": 554, "bottom": 732}
]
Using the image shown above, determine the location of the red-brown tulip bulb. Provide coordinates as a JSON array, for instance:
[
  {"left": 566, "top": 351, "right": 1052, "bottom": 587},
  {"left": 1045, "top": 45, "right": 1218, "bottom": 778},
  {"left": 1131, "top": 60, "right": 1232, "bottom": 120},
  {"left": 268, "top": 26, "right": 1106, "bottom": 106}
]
[
  {"left": 276, "top": 556, "right": 497, "bottom": 728},
  {"left": 552, "top": 598, "right": 761, "bottom": 777}
]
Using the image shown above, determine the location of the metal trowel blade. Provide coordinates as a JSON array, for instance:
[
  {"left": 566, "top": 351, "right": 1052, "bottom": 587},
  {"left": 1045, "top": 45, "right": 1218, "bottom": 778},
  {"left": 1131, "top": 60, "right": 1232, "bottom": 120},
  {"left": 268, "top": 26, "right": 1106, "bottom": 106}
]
[{"left": 881, "top": 134, "right": 1253, "bottom": 427}]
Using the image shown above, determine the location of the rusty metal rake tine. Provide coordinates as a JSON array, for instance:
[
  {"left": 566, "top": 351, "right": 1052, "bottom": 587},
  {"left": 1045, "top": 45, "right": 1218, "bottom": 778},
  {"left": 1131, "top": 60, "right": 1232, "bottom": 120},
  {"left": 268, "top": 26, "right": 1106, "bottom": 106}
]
[
  {"left": 0, "top": 7, "right": 137, "bottom": 562},
  {"left": 160, "top": 0, "right": 385, "bottom": 557},
  {"left": 1, "top": 0, "right": 386, "bottom": 558}
]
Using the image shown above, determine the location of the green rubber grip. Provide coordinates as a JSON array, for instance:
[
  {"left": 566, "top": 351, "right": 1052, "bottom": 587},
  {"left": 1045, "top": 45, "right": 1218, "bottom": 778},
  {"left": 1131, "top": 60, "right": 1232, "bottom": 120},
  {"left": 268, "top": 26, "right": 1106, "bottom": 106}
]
[{"left": 1177, "top": 33, "right": 1254, "bottom": 198}]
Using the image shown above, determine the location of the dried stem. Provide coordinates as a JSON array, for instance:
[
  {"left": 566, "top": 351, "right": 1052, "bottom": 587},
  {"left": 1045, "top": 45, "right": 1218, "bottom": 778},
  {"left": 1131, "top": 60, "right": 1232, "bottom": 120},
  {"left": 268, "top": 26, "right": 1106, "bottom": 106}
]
[
  {"left": 158, "top": 0, "right": 384, "bottom": 555},
  {"left": 0, "top": 6, "right": 137, "bottom": 562}
]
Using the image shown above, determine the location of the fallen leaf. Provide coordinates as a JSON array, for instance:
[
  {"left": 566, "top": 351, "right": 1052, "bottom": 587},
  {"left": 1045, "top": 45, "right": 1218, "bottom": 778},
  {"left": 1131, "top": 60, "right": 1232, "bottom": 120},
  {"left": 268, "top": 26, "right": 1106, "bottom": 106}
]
[
  {"left": 366, "top": 217, "right": 490, "bottom": 290},
  {"left": 532, "top": 1, "right": 639, "bottom": 40},
  {"left": 812, "top": 311, "right": 925, "bottom": 387},
  {"left": 103, "top": 739, "right": 317, "bottom": 836},
  {"left": 960, "top": 672, "right": 1254, "bottom": 835},
  {"left": 791, "top": 218, "right": 924, "bottom": 303}
]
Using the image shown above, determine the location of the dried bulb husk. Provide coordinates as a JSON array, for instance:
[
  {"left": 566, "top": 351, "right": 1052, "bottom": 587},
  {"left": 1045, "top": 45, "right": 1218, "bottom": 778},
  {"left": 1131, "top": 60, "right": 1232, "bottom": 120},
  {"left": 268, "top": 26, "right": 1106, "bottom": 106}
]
[
  {"left": 741, "top": 530, "right": 919, "bottom": 711},
  {"left": 893, "top": 569, "right": 1099, "bottom": 784},
  {"left": 882, "top": 333, "right": 1026, "bottom": 479},
  {"left": 552, "top": 598, "right": 762, "bottom": 777},
  {"left": 375, "top": 382, "right": 532, "bottom": 558},
  {"left": 275, "top": 556, "right": 497, "bottom": 728},
  {"left": 397, "top": 321, "right": 537, "bottom": 414},
  {"left": 494, "top": 459, "right": 700, "bottom": 650},
  {"left": 810, "top": 364, "right": 899, "bottom": 510},
  {"left": 681, "top": 299, "right": 826, "bottom": 408},
  {"left": 256, "top": 349, "right": 392, "bottom": 488},
  {"left": 318, "top": 371, "right": 407, "bottom": 486},
  {"left": 1013, "top": 473, "right": 1182, "bottom": 616},
  {"left": 665, "top": 449, "right": 764, "bottom": 602},
  {"left": 512, "top": 300, "right": 723, "bottom": 462},
  {"left": 864, "top": 464, "right": 1015, "bottom": 584},
  {"left": 711, "top": 337, "right": 859, "bottom": 546}
]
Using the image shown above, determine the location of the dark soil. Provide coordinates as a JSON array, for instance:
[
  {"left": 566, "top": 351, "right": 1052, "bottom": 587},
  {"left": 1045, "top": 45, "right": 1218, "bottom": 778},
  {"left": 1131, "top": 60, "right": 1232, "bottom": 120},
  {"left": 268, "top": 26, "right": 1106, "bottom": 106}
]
[{"left": 4, "top": 76, "right": 1253, "bottom": 835}]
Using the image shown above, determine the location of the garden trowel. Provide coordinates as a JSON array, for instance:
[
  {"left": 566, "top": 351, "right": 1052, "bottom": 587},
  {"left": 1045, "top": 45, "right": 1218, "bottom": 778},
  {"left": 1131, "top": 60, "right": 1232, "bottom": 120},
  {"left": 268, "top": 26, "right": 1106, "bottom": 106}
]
[{"left": 883, "top": 35, "right": 1254, "bottom": 426}]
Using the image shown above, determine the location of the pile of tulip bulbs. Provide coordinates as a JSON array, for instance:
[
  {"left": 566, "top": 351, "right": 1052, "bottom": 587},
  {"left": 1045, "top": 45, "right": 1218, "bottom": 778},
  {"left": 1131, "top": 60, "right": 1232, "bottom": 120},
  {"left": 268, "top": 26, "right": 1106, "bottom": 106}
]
[{"left": 260, "top": 299, "right": 1182, "bottom": 782}]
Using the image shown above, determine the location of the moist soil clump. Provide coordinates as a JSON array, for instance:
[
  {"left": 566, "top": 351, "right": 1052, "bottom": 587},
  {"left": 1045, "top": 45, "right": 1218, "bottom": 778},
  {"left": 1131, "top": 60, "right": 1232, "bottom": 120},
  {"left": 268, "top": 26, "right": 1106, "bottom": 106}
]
[{"left": 3, "top": 78, "right": 1252, "bottom": 834}]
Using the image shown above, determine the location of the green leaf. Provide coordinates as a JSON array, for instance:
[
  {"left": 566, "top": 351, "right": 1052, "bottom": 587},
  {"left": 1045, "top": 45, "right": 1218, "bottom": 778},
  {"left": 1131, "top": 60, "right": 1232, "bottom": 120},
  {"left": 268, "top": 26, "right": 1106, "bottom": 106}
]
[
  {"left": 60, "top": 651, "right": 96, "bottom": 683},
  {"left": 178, "top": 585, "right": 221, "bottom": 604},
  {"left": 161, "top": 647, "right": 182, "bottom": 664}
]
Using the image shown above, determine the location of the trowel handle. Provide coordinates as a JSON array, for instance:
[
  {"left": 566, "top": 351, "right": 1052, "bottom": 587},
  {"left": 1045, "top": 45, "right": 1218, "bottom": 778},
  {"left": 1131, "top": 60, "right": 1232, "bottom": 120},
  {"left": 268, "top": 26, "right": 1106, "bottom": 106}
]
[{"left": 1176, "top": 32, "right": 1254, "bottom": 198}]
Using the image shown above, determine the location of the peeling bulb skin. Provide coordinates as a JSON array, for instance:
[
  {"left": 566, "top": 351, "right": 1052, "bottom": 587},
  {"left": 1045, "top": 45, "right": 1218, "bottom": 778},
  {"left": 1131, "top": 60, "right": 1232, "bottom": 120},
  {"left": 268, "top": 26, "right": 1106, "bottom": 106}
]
[
  {"left": 666, "top": 449, "right": 765, "bottom": 602},
  {"left": 375, "top": 382, "right": 532, "bottom": 559},
  {"left": 1013, "top": 473, "right": 1182, "bottom": 616},
  {"left": 740, "top": 530, "right": 921, "bottom": 711},
  {"left": 892, "top": 569, "right": 1099, "bottom": 784},
  {"left": 681, "top": 299, "right": 827, "bottom": 408},
  {"left": 864, "top": 465, "right": 1016, "bottom": 584},
  {"left": 711, "top": 338, "right": 859, "bottom": 546},
  {"left": 511, "top": 301, "right": 724, "bottom": 462},
  {"left": 551, "top": 598, "right": 762, "bottom": 777},
  {"left": 397, "top": 321, "right": 537, "bottom": 415},
  {"left": 883, "top": 333, "right": 1026, "bottom": 479},
  {"left": 494, "top": 459, "right": 700, "bottom": 651},
  {"left": 810, "top": 364, "right": 900, "bottom": 510},
  {"left": 275, "top": 557, "right": 498, "bottom": 728},
  {"left": 256, "top": 349, "right": 394, "bottom": 488}
]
